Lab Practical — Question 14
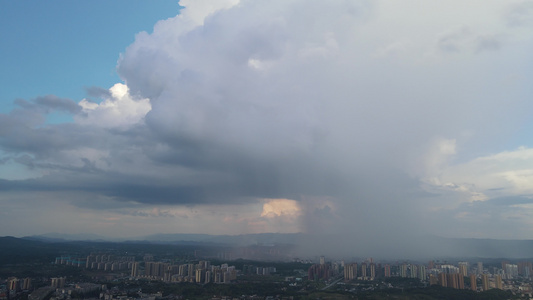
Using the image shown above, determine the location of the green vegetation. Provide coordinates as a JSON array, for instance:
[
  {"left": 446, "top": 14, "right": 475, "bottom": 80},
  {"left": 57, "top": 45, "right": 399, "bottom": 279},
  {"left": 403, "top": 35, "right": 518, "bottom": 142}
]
[
  {"left": 0, "top": 263, "right": 84, "bottom": 281},
  {"left": 229, "top": 258, "right": 313, "bottom": 276},
  {"left": 106, "top": 279, "right": 301, "bottom": 300}
]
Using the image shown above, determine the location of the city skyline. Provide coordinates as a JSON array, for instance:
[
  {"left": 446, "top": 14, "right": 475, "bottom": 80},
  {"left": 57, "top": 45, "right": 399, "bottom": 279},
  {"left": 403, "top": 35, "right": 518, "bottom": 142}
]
[
  {"left": 4, "top": 236, "right": 528, "bottom": 299},
  {"left": 1, "top": 0, "right": 533, "bottom": 255}
]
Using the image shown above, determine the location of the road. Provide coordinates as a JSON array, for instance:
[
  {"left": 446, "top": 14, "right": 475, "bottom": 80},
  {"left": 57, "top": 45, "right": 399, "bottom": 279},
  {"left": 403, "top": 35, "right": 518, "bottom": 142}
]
[{"left": 321, "top": 276, "right": 343, "bottom": 290}]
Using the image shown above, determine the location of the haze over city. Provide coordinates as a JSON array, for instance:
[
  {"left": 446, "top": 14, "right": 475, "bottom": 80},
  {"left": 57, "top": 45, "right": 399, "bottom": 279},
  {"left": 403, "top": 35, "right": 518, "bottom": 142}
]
[{"left": 1, "top": 0, "right": 533, "bottom": 258}]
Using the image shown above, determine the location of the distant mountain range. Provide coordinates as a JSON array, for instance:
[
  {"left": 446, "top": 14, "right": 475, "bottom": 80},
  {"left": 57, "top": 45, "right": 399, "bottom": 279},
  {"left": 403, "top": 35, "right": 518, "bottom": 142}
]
[
  {"left": 23, "top": 232, "right": 303, "bottom": 245},
  {"left": 14, "top": 233, "right": 533, "bottom": 259},
  {"left": 23, "top": 232, "right": 111, "bottom": 242},
  {"left": 137, "top": 232, "right": 303, "bottom": 245}
]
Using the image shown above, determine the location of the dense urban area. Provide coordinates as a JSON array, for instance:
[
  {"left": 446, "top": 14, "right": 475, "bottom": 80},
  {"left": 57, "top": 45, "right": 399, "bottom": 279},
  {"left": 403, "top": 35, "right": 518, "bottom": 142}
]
[{"left": 0, "top": 236, "right": 530, "bottom": 299}]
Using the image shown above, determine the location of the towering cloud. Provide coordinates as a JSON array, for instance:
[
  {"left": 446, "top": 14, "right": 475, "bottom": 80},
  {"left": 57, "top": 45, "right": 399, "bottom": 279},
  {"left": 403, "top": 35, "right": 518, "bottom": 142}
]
[{"left": 1, "top": 0, "right": 533, "bottom": 251}]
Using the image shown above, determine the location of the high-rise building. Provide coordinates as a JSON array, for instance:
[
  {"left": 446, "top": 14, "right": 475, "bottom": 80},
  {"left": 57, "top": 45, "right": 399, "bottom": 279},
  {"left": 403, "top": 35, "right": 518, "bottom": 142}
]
[
  {"left": 518, "top": 261, "right": 532, "bottom": 277},
  {"left": 308, "top": 264, "right": 331, "bottom": 281},
  {"left": 8, "top": 278, "right": 20, "bottom": 292},
  {"left": 59, "top": 277, "right": 65, "bottom": 288},
  {"left": 229, "top": 269, "right": 237, "bottom": 281},
  {"left": 361, "top": 263, "right": 367, "bottom": 278},
  {"left": 470, "top": 274, "right": 477, "bottom": 291},
  {"left": 160, "top": 263, "right": 169, "bottom": 278},
  {"left": 495, "top": 275, "right": 502, "bottom": 290},
  {"left": 457, "top": 273, "right": 465, "bottom": 289},
  {"left": 22, "top": 278, "right": 31, "bottom": 290},
  {"left": 446, "top": 273, "right": 458, "bottom": 289},
  {"left": 439, "top": 273, "right": 464, "bottom": 290},
  {"left": 441, "top": 264, "right": 459, "bottom": 274},
  {"left": 477, "top": 262, "right": 484, "bottom": 275},
  {"left": 195, "top": 269, "right": 204, "bottom": 283},
  {"left": 399, "top": 264, "right": 407, "bottom": 278},
  {"left": 51, "top": 278, "right": 58, "bottom": 288},
  {"left": 410, "top": 265, "right": 418, "bottom": 279},
  {"left": 429, "top": 274, "right": 438, "bottom": 285},
  {"left": 505, "top": 264, "right": 518, "bottom": 279},
  {"left": 205, "top": 271, "right": 211, "bottom": 284},
  {"left": 145, "top": 262, "right": 167, "bottom": 278},
  {"left": 131, "top": 262, "right": 139, "bottom": 277},
  {"left": 144, "top": 262, "right": 154, "bottom": 277},
  {"left": 319, "top": 256, "right": 325, "bottom": 265},
  {"left": 51, "top": 277, "right": 65, "bottom": 289},
  {"left": 458, "top": 262, "right": 468, "bottom": 276},
  {"left": 188, "top": 264, "right": 195, "bottom": 278},
  {"left": 179, "top": 264, "right": 187, "bottom": 276},
  {"left": 418, "top": 265, "right": 427, "bottom": 281},
  {"left": 428, "top": 261, "right": 435, "bottom": 269},
  {"left": 223, "top": 271, "right": 231, "bottom": 283},
  {"left": 214, "top": 270, "right": 222, "bottom": 283},
  {"left": 438, "top": 273, "right": 447, "bottom": 287},
  {"left": 481, "top": 274, "right": 489, "bottom": 291},
  {"left": 344, "top": 263, "right": 357, "bottom": 281},
  {"left": 369, "top": 263, "right": 376, "bottom": 279},
  {"left": 501, "top": 261, "right": 509, "bottom": 270},
  {"left": 384, "top": 264, "right": 391, "bottom": 278}
]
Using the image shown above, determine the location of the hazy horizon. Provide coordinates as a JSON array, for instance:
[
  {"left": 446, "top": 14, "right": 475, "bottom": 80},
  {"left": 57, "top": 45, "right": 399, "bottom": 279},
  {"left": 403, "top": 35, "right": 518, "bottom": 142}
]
[
  {"left": 10, "top": 233, "right": 533, "bottom": 261},
  {"left": 2, "top": 0, "right": 533, "bottom": 258}
]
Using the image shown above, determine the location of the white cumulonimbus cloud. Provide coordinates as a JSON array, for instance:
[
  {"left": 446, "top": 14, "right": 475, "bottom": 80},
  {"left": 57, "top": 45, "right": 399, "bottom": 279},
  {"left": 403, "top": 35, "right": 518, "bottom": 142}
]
[
  {"left": 1, "top": 0, "right": 533, "bottom": 242},
  {"left": 76, "top": 83, "right": 151, "bottom": 129}
]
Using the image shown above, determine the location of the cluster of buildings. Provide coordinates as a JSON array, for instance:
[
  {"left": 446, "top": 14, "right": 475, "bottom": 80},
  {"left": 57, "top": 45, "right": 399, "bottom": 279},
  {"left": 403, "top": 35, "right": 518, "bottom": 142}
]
[
  {"left": 4, "top": 277, "right": 32, "bottom": 293},
  {"left": 1, "top": 277, "right": 48, "bottom": 300},
  {"left": 426, "top": 261, "right": 531, "bottom": 292},
  {"left": 241, "top": 265, "right": 277, "bottom": 276},
  {"left": 129, "top": 257, "right": 279, "bottom": 285},
  {"left": 26, "top": 283, "right": 102, "bottom": 300},
  {"left": 50, "top": 277, "right": 66, "bottom": 289},
  {"left": 308, "top": 256, "right": 382, "bottom": 281},
  {"left": 54, "top": 254, "right": 136, "bottom": 272},
  {"left": 11, "top": 250, "right": 533, "bottom": 300},
  {"left": 2, "top": 277, "right": 101, "bottom": 300},
  {"left": 329, "top": 257, "right": 533, "bottom": 293},
  {"left": 131, "top": 260, "right": 239, "bottom": 284},
  {"left": 344, "top": 260, "right": 379, "bottom": 281},
  {"left": 51, "top": 252, "right": 281, "bottom": 286}
]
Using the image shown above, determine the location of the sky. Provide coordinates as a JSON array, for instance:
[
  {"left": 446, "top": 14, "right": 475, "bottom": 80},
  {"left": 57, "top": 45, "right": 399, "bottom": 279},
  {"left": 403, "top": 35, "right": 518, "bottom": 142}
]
[{"left": 1, "top": 0, "right": 533, "bottom": 256}]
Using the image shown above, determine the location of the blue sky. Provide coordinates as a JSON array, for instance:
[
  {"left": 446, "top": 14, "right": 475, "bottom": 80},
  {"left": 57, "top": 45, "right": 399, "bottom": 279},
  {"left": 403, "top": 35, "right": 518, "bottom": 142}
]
[
  {"left": 0, "top": 1, "right": 179, "bottom": 113},
  {"left": 1, "top": 0, "right": 533, "bottom": 257}
]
